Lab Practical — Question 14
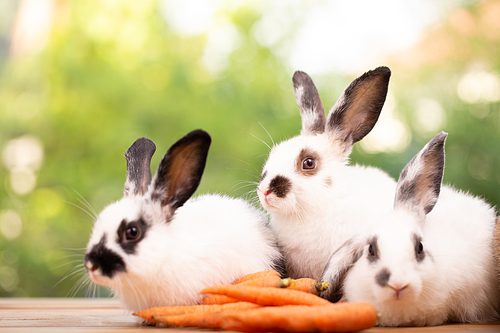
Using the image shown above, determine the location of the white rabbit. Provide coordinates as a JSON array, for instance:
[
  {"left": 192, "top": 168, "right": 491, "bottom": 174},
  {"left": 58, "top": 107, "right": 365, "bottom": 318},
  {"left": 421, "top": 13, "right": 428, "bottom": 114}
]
[
  {"left": 257, "top": 67, "right": 397, "bottom": 279},
  {"left": 84, "top": 130, "right": 282, "bottom": 312},
  {"left": 320, "top": 132, "right": 500, "bottom": 326}
]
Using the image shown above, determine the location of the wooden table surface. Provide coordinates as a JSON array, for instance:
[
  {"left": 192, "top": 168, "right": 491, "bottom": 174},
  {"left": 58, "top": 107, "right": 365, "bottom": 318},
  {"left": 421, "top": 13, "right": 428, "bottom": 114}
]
[{"left": 1, "top": 298, "right": 499, "bottom": 332}]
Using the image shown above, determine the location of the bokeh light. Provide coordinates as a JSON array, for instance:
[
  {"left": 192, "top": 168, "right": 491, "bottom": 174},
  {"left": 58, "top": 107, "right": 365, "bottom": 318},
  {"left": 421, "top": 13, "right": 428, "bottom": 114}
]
[
  {"left": 0, "top": 210, "right": 23, "bottom": 240},
  {"left": 457, "top": 70, "right": 500, "bottom": 104},
  {"left": 360, "top": 94, "right": 412, "bottom": 154},
  {"left": 2, "top": 135, "right": 44, "bottom": 195}
]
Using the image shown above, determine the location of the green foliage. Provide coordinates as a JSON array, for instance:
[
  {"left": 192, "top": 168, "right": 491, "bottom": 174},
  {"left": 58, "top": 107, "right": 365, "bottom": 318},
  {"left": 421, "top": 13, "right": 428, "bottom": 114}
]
[{"left": 0, "top": 0, "right": 499, "bottom": 297}]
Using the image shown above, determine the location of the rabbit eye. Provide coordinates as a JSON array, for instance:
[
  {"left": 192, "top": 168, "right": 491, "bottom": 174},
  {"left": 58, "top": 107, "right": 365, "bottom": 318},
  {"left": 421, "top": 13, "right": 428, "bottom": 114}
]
[
  {"left": 413, "top": 234, "right": 425, "bottom": 262},
  {"left": 368, "top": 244, "right": 375, "bottom": 256},
  {"left": 417, "top": 242, "right": 423, "bottom": 254},
  {"left": 125, "top": 226, "right": 140, "bottom": 241},
  {"left": 302, "top": 158, "right": 316, "bottom": 170},
  {"left": 367, "top": 237, "right": 379, "bottom": 263}
]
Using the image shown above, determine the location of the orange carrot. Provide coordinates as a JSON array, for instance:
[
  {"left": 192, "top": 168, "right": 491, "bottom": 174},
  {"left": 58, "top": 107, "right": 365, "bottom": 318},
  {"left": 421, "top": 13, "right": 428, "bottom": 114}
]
[
  {"left": 202, "top": 294, "right": 240, "bottom": 305},
  {"left": 241, "top": 276, "right": 292, "bottom": 288},
  {"left": 203, "top": 277, "right": 292, "bottom": 305},
  {"left": 152, "top": 311, "right": 228, "bottom": 329},
  {"left": 220, "top": 303, "right": 378, "bottom": 332},
  {"left": 233, "top": 270, "right": 281, "bottom": 284},
  {"left": 201, "top": 285, "right": 332, "bottom": 306},
  {"left": 286, "top": 278, "right": 329, "bottom": 295},
  {"left": 134, "top": 302, "right": 260, "bottom": 323}
]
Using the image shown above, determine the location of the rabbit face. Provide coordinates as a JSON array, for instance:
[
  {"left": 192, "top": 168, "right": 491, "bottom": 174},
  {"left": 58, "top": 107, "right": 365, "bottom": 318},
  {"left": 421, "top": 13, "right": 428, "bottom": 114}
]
[
  {"left": 345, "top": 211, "right": 428, "bottom": 306},
  {"left": 258, "top": 134, "right": 347, "bottom": 216},
  {"left": 84, "top": 196, "right": 163, "bottom": 286},
  {"left": 344, "top": 211, "right": 449, "bottom": 327}
]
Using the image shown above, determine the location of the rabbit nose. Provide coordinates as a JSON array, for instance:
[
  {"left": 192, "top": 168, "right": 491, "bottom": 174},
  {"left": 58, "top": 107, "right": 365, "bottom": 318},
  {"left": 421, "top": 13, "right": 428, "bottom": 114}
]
[
  {"left": 84, "top": 256, "right": 99, "bottom": 272},
  {"left": 388, "top": 283, "right": 409, "bottom": 299}
]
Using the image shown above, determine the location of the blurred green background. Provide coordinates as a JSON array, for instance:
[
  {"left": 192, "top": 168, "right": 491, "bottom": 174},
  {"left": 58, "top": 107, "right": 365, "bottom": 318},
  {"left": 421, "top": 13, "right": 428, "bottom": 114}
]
[{"left": 0, "top": 0, "right": 499, "bottom": 297}]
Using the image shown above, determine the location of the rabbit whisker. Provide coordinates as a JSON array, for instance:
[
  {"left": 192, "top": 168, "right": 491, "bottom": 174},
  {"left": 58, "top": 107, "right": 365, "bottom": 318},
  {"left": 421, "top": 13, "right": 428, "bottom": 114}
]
[
  {"left": 229, "top": 157, "right": 262, "bottom": 178},
  {"left": 53, "top": 264, "right": 86, "bottom": 289},
  {"left": 66, "top": 269, "right": 90, "bottom": 298},
  {"left": 247, "top": 131, "right": 272, "bottom": 151},
  {"left": 230, "top": 181, "right": 259, "bottom": 194},
  {"left": 226, "top": 166, "right": 261, "bottom": 182},
  {"left": 51, "top": 259, "right": 85, "bottom": 272},
  {"left": 63, "top": 199, "right": 98, "bottom": 221},
  {"left": 72, "top": 187, "right": 99, "bottom": 219},
  {"left": 258, "top": 122, "right": 276, "bottom": 147}
]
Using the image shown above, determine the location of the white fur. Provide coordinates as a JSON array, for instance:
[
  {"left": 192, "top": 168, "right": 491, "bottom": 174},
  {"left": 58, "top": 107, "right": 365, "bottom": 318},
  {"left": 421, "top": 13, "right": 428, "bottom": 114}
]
[
  {"left": 342, "top": 186, "right": 500, "bottom": 326},
  {"left": 323, "top": 132, "right": 500, "bottom": 326},
  {"left": 258, "top": 133, "right": 396, "bottom": 279},
  {"left": 86, "top": 193, "right": 281, "bottom": 312}
]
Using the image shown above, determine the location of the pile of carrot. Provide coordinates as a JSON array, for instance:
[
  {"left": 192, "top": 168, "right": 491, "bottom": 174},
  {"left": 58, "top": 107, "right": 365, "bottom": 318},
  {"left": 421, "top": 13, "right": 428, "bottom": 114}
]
[{"left": 133, "top": 270, "right": 379, "bottom": 332}]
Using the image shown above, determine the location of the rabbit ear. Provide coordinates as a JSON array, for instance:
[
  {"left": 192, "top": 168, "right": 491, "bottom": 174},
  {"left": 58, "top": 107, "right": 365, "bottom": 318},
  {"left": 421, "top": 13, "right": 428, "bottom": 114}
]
[
  {"left": 124, "top": 138, "right": 157, "bottom": 197},
  {"left": 151, "top": 130, "right": 211, "bottom": 213},
  {"left": 320, "top": 239, "right": 364, "bottom": 302},
  {"left": 394, "top": 131, "right": 448, "bottom": 217},
  {"left": 293, "top": 71, "right": 326, "bottom": 136},
  {"left": 325, "top": 66, "right": 391, "bottom": 153}
]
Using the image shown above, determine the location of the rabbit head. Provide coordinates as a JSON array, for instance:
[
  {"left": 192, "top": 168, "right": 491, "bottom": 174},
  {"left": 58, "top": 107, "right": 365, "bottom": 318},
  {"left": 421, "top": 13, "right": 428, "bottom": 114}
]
[
  {"left": 258, "top": 67, "right": 391, "bottom": 217},
  {"left": 320, "top": 132, "right": 461, "bottom": 326},
  {"left": 84, "top": 130, "right": 211, "bottom": 310}
]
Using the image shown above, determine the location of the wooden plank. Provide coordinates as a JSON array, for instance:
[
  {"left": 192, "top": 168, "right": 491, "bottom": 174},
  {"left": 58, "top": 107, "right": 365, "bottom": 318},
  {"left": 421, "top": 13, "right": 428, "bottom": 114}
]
[
  {"left": 0, "top": 298, "right": 136, "bottom": 328},
  {"left": 0, "top": 298, "right": 122, "bottom": 309},
  {"left": 0, "top": 298, "right": 499, "bottom": 332}
]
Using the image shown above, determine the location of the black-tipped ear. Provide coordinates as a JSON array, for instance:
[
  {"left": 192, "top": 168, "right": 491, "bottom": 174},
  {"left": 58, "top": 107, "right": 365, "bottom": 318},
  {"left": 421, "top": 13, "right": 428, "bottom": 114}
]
[
  {"left": 394, "top": 131, "right": 448, "bottom": 217},
  {"left": 326, "top": 66, "right": 391, "bottom": 150},
  {"left": 293, "top": 71, "right": 326, "bottom": 136},
  {"left": 319, "top": 239, "right": 363, "bottom": 303},
  {"left": 151, "top": 130, "right": 211, "bottom": 212},
  {"left": 124, "top": 138, "right": 156, "bottom": 197}
]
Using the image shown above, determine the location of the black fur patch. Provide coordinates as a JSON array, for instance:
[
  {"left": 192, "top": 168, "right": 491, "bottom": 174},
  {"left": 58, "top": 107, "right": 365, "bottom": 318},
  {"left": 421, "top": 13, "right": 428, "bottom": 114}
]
[
  {"left": 85, "top": 235, "right": 126, "bottom": 278},
  {"left": 269, "top": 175, "right": 291, "bottom": 198},
  {"left": 367, "top": 236, "right": 380, "bottom": 263},
  {"left": 293, "top": 71, "right": 326, "bottom": 135},
  {"left": 271, "top": 246, "right": 287, "bottom": 278},
  {"left": 117, "top": 218, "right": 149, "bottom": 254},
  {"left": 395, "top": 132, "right": 447, "bottom": 215},
  {"left": 376, "top": 268, "right": 390, "bottom": 287},
  {"left": 296, "top": 148, "right": 321, "bottom": 176},
  {"left": 320, "top": 240, "right": 362, "bottom": 303},
  {"left": 125, "top": 138, "right": 156, "bottom": 196}
]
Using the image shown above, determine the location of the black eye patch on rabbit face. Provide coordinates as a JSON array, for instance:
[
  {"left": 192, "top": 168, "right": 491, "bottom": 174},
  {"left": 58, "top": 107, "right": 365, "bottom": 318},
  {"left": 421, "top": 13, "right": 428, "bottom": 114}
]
[
  {"left": 117, "top": 218, "right": 149, "bottom": 254},
  {"left": 296, "top": 148, "right": 321, "bottom": 176}
]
